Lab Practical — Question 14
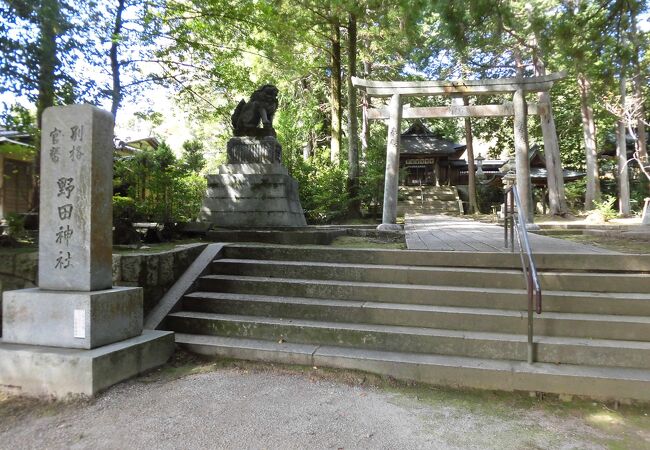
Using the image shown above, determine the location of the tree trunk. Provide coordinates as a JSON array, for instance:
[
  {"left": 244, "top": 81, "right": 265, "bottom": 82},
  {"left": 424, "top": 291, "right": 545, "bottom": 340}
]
[
  {"left": 360, "top": 59, "right": 372, "bottom": 160},
  {"left": 577, "top": 73, "right": 600, "bottom": 210},
  {"left": 110, "top": 0, "right": 126, "bottom": 120},
  {"left": 462, "top": 96, "right": 478, "bottom": 214},
  {"left": 330, "top": 19, "right": 342, "bottom": 164},
  {"left": 346, "top": 13, "right": 361, "bottom": 217},
  {"left": 32, "top": 0, "right": 61, "bottom": 211},
  {"left": 302, "top": 138, "right": 312, "bottom": 160},
  {"left": 630, "top": 4, "right": 647, "bottom": 160},
  {"left": 618, "top": 70, "right": 631, "bottom": 216}
]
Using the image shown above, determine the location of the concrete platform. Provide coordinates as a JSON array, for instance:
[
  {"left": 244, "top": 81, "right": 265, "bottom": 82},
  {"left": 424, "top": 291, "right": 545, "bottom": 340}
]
[
  {"left": 0, "top": 330, "right": 174, "bottom": 397},
  {"left": 405, "top": 214, "right": 618, "bottom": 253}
]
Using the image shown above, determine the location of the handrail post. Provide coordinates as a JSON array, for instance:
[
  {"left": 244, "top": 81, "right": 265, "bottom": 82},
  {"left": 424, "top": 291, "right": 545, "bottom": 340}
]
[
  {"left": 504, "top": 185, "right": 542, "bottom": 365},
  {"left": 509, "top": 190, "right": 515, "bottom": 252},
  {"left": 527, "top": 270, "right": 534, "bottom": 364},
  {"left": 504, "top": 191, "right": 509, "bottom": 248}
]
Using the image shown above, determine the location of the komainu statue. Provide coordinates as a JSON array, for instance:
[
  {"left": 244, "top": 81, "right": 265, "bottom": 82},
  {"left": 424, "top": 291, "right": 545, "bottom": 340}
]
[{"left": 231, "top": 84, "right": 279, "bottom": 137}]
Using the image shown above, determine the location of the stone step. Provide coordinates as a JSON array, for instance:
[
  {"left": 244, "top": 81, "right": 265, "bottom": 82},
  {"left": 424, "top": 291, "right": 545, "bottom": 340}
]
[
  {"left": 220, "top": 245, "right": 650, "bottom": 273},
  {"left": 399, "top": 192, "right": 459, "bottom": 199},
  {"left": 182, "top": 292, "right": 650, "bottom": 341},
  {"left": 397, "top": 206, "right": 461, "bottom": 214},
  {"left": 210, "top": 259, "right": 650, "bottom": 294},
  {"left": 398, "top": 199, "right": 459, "bottom": 205},
  {"left": 197, "top": 274, "right": 650, "bottom": 316},
  {"left": 399, "top": 187, "right": 458, "bottom": 194},
  {"left": 166, "top": 312, "right": 650, "bottom": 369},
  {"left": 174, "top": 334, "right": 650, "bottom": 402}
]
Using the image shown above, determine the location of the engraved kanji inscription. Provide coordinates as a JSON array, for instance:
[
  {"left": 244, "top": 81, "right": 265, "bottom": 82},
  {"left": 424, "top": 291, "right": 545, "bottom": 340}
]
[
  {"left": 50, "top": 128, "right": 62, "bottom": 145},
  {"left": 55, "top": 225, "right": 73, "bottom": 246},
  {"left": 55, "top": 251, "right": 72, "bottom": 269},
  {"left": 56, "top": 177, "right": 75, "bottom": 199},
  {"left": 70, "top": 125, "right": 84, "bottom": 142},
  {"left": 57, "top": 204, "right": 73, "bottom": 220},
  {"left": 69, "top": 145, "right": 83, "bottom": 161},
  {"left": 49, "top": 146, "right": 60, "bottom": 162}
]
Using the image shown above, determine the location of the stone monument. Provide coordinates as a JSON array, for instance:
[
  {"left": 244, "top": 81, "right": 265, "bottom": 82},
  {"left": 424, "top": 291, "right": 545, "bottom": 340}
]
[
  {"left": 0, "top": 104, "right": 174, "bottom": 397},
  {"left": 199, "top": 85, "right": 307, "bottom": 227}
]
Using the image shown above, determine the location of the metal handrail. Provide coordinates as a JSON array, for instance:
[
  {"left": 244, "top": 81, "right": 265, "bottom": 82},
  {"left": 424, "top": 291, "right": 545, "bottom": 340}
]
[{"left": 504, "top": 185, "right": 542, "bottom": 364}]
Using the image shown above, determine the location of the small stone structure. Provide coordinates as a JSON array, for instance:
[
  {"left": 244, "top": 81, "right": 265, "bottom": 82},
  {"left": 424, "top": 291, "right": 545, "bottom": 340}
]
[
  {"left": 199, "top": 85, "right": 306, "bottom": 227},
  {"left": 0, "top": 105, "right": 173, "bottom": 397}
]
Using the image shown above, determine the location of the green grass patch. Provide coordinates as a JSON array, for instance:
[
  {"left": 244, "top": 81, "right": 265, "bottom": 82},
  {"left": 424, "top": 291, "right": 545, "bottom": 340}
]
[
  {"left": 557, "top": 234, "right": 650, "bottom": 254},
  {"left": 330, "top": 235, "right": 406, "bottom": 249}
]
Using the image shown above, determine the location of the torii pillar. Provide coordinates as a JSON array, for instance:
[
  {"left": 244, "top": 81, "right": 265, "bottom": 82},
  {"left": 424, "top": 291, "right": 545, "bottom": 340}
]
[{"left": 378, "top": 93, "right": 402, "bottom": 231}]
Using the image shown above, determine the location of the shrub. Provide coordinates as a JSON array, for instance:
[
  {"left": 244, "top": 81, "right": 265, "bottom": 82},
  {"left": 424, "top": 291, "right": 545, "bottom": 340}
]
[
  {"left": 112, "top": 195, "right": 138, "bottom": 223},
  {"left": 4, "top": 212, "right": 26, "bottom": 238},
  {"left": 590, "top": 196, "right": 618, "bottom": 221},
  {"left": 564, "top": 179, "right": 586, "bottom": 211},
  {"left": 114, "top": 141, "right": 207, "bottom": 224}
]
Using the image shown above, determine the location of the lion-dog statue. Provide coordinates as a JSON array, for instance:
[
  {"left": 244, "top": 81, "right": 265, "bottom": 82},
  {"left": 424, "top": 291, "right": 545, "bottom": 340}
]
[{"left": 231, "top": 84, "right": 279, "bottom": 136}]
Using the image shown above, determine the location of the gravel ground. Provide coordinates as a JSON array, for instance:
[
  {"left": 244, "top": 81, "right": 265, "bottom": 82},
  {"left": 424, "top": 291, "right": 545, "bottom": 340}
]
[{"left": 1, "top": 363, "right": 648, "bottom": 450}]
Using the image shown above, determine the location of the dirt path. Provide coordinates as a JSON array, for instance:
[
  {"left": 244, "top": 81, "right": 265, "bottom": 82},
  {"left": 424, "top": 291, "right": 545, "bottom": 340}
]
[{"left": 1, "top": 359, "right": 649, "bottom": 450}]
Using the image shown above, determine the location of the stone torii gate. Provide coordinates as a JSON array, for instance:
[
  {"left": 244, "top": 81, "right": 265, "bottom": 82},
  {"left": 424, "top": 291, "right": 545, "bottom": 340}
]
[{"left": 352, "top": 72, "right": 566, "bottom": 231}]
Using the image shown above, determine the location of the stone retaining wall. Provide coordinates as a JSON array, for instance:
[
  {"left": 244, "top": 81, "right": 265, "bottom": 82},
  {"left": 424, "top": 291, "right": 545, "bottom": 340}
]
[{"left": 0, "top": 243, "right": 207, "bottom": 334}]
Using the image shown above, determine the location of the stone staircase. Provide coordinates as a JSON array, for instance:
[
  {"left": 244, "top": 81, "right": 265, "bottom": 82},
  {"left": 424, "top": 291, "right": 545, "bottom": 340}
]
[
  {"left": 397, "top": 185, "right": 463, "bottom": 216},
  {"left": 162, "top": 244, "right": 650, "bottom": 401}
]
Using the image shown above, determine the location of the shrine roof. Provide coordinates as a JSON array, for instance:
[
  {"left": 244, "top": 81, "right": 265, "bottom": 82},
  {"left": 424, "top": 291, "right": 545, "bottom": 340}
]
[{"left": 400, "top": 122, "right": 465, "bottom": 156}]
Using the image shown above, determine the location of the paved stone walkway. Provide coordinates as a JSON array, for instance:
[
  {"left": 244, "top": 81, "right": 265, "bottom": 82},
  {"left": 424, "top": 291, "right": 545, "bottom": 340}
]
[{"left": 405, "top": 214, "right": 617, "bottom": 253}]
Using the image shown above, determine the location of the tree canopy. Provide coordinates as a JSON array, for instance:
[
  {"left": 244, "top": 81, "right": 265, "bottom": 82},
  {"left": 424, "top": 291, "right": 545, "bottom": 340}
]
[{"left": 1, "top": 0, "right": 648, "bottom": 218}]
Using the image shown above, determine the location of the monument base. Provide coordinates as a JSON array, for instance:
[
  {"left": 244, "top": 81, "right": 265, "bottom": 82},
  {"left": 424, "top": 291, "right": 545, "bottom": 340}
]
[
  {"left": 377, "top": 223, "right": 402, "bottom": 232},
  {"left": 199, "top": 163, "right": 307, "bottom": 227},
  {"left": 2, "top": 287, "right": 143, "bottom": 349},
  {"left": 0, "top": 330, "right": 174, "bottom": 397}
]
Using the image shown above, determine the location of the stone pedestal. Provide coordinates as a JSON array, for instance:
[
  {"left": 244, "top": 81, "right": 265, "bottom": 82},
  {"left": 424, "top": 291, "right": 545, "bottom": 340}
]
[
  {"left": 3, "top": 287, "right": 142, "bottom": 349},
  {"left": 227, "top": 136, "right": 282, "bottom": 164},
  {"left": 199, "top": 137, "right": 306, "bottom": 227},
  {"left": 0, "top": 330, "right": 174, "bottom": 397},
  {"left": 0, "top": 105, "right": 174, "bottom": 398}
]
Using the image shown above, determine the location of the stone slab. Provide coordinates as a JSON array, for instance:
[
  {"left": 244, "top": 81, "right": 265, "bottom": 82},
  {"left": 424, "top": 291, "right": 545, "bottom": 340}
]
[
  {"left": 200, "top": 171, "right": 306, "bottom": 227},
  {"left": 201, "top": 198, "right": 305, "bottom": 214},
  {"left": 218, "top": 163, "right": 288, "bottom": 175},
  {"left": 201, "top": 211, "right": 307, "bottom": 228},
  {"left": 226, "top": 136, "right": 282, "bottom": 164},
  {"left": 39, "top": 105, "right": 113, "bottom": 291},
  {"left": 145, "top": 243, "right": 224, "bottom": 330},
  {"left": 0, "top": 330, "right": 174, "bottom": 397},
  {"left": 2, "top": 287, "right": 142, "bottom": 349},
  {"left": 205, "top": 173, "right": 299, "bottom": 186}
]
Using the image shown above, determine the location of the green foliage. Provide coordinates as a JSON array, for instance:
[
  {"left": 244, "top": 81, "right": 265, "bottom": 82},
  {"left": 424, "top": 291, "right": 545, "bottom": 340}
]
[
  {"left": 564, "top": 179, "right": 587, "bottom": 211},
  {"left": 476, "top": 185, "right": 503, "bottom": 214},
  {"left": 290, "top": 150, "right": 348, "bottom": 223},
  {"left": 630, "top": 178, "right": 649, "bottom": 213},
  {"left": 112, "top": 195, "right": 138, "bottom": 222},
  {"left": 591, "top": 196, "right": 618, "bottom": 221},
  {"left": 114, "top": 141, "right": 207, "bottom": 223},
  {"left": 4, "top": 213, "right": 26, "bottom": 238},
  {"left": 358, "top": 131, "right": 388, "bottom": 218},
  {"left": 181, "top": 140, "right": 207, "bottom": 173},
  {"left": 0, "top": 104, "right": 36, "bottom": 134}
]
